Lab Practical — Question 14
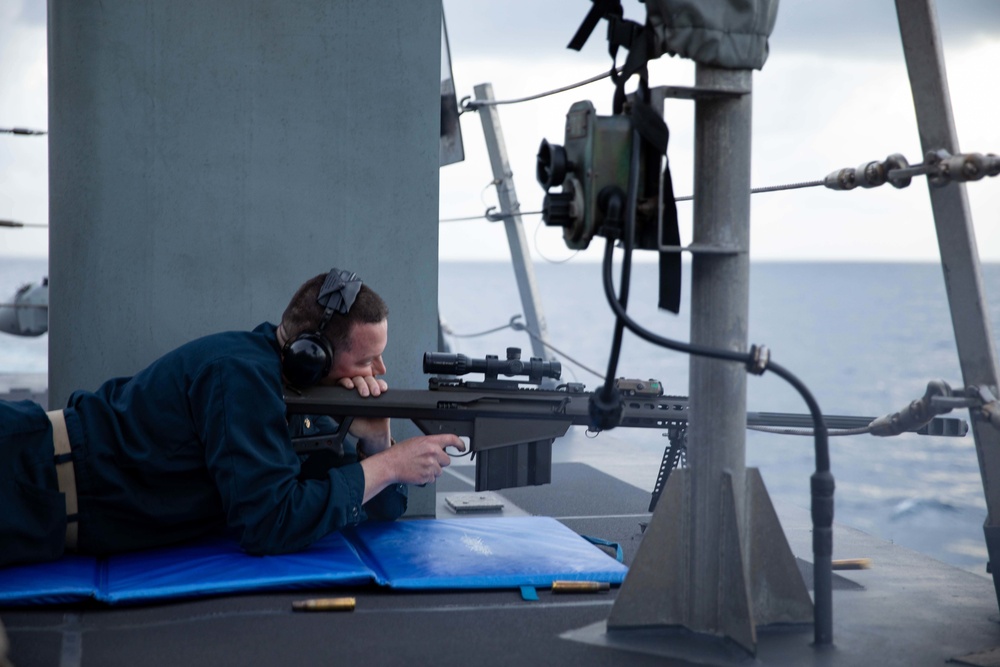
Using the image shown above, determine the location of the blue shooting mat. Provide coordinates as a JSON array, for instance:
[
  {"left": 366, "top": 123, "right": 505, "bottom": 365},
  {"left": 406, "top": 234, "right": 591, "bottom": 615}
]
[
  {"left": 101, "top": 531, "right": 373, "bottom": 605},
  {"left": 347, "top": 516, "right": 628, "bottom": 589},
  {"left": 0, "top": 532, "right": 372, "bottom": 606},
  {"left": 0, "top": 517, "right": 626, "bottom": 605},
  {"left": 0, "top": 554, "right": 99, "bottom": 606}
]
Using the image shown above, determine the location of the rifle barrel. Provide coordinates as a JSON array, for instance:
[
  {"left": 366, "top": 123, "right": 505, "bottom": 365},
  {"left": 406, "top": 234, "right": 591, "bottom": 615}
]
[{"left": 285, "top": 386, "right": 967, "bottom": 448}]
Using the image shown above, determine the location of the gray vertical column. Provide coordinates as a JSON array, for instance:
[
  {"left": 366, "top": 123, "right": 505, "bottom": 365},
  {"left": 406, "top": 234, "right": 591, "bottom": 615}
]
[
  {"left": 687, "top": 65, "right": 753, "bottom": 628},
  {"left": 46, "top": 1, "right": 441, "bottom": 415},
  {"left": 606, "top": 67, "right": 811, "bottom": 655}
]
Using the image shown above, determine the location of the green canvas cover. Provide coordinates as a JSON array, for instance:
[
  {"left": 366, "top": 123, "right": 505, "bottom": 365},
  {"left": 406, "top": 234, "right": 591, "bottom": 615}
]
[{"left": 645, "top": 0, "right": 778, "bottom": 70}]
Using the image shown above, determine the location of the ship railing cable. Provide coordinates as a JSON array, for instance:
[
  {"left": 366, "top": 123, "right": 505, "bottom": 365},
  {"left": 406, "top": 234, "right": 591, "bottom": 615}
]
[
  {"left": 438, "top": 212, "right": 503, "bottom": 223},
  {"left": 439, "top": 206, "right": 543, "bottom": 224},
  {"left": 675, "top": 150, "right": 1000, "bottom": 196},
  {"left": 0, "top": 220, "right": 47, "bottom": 229},
  {"left": 439, "top": 319, "right": 514, "bottom": 338},
  {"left": 674, "top": 179, "right": 825, "bottom": 202},
  {"left": 459, "top": 69, "right": 620, "bottom": 113},
  {"left": 0, "top": 127, "right": 46, "bottom": 135},
  {"left": 439, "top": 150, "right": 999, "bottom": 225},
  {"left": 748, "top": 380, "right": 977, "bottom": 438},
  {"left": 821, "top": 150, "right": 1000, "bottom": 190},
  {"left": 748, "top": 424, "right": 871, "bottom": 437}
]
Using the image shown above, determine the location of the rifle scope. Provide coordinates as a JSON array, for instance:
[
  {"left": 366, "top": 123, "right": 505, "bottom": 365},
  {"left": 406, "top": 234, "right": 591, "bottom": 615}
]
[{"left": 423, "top": 348, "right": 561, "bottom": 383}]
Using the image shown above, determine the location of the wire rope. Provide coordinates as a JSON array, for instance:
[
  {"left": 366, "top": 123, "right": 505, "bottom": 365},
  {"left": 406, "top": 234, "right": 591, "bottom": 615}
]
[{"left": 460, "top": 70, "right": 618, "bottom": 112}]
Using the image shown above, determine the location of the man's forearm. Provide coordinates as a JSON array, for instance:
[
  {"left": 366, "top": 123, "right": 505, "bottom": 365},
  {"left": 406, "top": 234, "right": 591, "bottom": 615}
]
[
  {"left": 359, "top": 454, "right": 395, "bottom": 504},
  {"left": 351, "top": 418, "right": 392, "bottom": 457}
]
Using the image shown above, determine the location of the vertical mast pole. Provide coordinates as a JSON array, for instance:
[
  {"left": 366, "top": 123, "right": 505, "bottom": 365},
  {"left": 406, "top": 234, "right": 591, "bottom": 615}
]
[
  {"left": 473, "top": 83, "right": 554, "bottom": 364},
  {"left": 686, "top": 63, "right": 754, "bottom": 629}
]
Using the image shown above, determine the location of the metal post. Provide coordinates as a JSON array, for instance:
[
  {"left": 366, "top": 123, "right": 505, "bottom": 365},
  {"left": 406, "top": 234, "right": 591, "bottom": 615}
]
[
  {"left": 473, "top": 83, "right": 554, "bottom": 364},
  {"left": 895, "top": 0, "right": 1000, "bottom": 608},
  {"left": 605, "top": 67, "right": 812, "bottom": 657},
  {"left": 687, "top": 62, "right": 753, "bottom": 632}
]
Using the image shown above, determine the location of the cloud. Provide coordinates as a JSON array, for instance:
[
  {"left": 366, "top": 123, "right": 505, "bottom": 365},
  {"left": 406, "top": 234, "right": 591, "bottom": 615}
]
[
  {"left": 771, "top": 0, "right": 1000, "bottom": 58},
  {"left": 443, "top": 1, "right": 1000, "bottom": 66},
  {"left": 14, "top": 0, "right": 45, "bottom": 26},
  {"left": 439, "top": 1, "right": 1000, "bottom": 263},
  {"left": 2, "top": 1, "right": 997, "bottom": 262},
  {"left": 443, "top": 0, "right": 642, "bottom": 66}
]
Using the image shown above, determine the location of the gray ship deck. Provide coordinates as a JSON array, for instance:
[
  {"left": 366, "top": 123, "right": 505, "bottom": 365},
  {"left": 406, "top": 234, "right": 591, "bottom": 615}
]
[{"left": 3, "top": 429, "right": 999, "bottom": 666}]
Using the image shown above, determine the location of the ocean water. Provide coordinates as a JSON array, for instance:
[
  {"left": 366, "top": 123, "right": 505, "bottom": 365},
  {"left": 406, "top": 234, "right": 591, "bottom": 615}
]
[
  {"left": 438, "top": 259, "right": 1000, "bottom": 577},
  {"left": 2, "top": 254, "right": 998, "bottom": 575}
]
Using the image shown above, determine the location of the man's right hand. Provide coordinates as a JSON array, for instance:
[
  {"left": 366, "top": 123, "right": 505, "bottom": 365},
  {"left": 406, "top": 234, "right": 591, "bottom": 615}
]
[{"left": 359, "top": 434, "right": 466, "bottom": 503}]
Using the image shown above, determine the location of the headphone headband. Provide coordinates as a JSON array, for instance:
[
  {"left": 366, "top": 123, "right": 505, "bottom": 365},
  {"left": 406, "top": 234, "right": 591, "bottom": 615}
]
[
  {"left": 316, "top": 269, "right": 362, "bottom": 328},
  {"left": 282, "top": 268, "right": 363, "bottom": 387}
]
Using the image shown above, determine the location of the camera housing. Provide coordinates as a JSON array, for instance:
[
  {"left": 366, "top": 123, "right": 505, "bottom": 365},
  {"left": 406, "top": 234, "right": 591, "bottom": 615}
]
[{"left": 537, "top": 100, "right": 662, "bottom": 251}]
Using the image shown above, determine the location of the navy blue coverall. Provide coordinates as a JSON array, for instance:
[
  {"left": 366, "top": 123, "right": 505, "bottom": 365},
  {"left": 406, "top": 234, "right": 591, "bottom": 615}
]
[{"left": 0, "top": 322, "right": 405, "bottom": 567}]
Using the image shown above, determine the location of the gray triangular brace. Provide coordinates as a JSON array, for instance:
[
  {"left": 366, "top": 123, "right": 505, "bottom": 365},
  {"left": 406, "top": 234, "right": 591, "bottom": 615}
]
[{"left": 607, "top": 467, "right": 813, "bottom": 655}]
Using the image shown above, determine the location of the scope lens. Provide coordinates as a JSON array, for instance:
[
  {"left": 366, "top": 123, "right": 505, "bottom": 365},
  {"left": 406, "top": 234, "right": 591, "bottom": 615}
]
[{"left": 536, "top": 139, "right": 567, "bottom": 190}]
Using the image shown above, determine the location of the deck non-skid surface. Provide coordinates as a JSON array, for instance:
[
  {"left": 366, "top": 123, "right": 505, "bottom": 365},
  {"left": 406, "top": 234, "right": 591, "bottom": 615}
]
[{"left": 4, "top": 461, "right": 1000, "bottom": 666}]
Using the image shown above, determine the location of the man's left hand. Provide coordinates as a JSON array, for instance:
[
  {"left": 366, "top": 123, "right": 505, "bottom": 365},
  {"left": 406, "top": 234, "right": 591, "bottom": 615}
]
[
  {"left": 337, "top": 375, "right": 388, "bottom": 398},
  {"left": 336, "top": 375, "right": 390, "bottom": 455},
  {"left": 349, "top": 417, "right": 392, "bottom": 455}
]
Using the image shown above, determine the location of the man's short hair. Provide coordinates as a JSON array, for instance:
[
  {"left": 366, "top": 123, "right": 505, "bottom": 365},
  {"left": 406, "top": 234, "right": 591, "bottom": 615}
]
[{"left": 281, "top": 272, "right": 389, "bottom": 352}]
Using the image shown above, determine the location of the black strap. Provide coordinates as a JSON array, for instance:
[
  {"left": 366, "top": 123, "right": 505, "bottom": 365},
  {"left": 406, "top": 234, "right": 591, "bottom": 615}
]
[
  {"left": 630, "top": 90, "right": 682, "bottom": 314},
  {"left": 568, "top": 1, "right": 682, "bottom": 313},
  {"left": 567, "top": 0, "right": 622, "bottom": 51},
  {"left": 608, "top": 17, "right": 652, "bottom": 114},
  {"left": 658, "top": 166, "right": 682, "bottom": 313},
  {"left": 631, "top": 100, "right": 668, "bottom": 156}
]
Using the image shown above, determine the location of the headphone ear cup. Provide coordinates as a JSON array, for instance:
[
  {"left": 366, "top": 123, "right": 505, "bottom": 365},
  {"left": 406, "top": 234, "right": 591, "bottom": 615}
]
[{"left": 282, "top": 332, "right": 334, "bottom": 387}]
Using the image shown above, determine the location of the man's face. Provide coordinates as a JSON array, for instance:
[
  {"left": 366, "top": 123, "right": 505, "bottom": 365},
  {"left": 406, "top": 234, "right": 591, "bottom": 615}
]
[{"left": 327, "top": 319, "right": 388, "bottom": 383}]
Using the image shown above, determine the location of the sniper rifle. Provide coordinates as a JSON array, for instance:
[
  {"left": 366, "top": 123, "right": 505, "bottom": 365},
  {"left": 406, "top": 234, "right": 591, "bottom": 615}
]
[{"left": 284, "top": 349, "right": 967, "bottom": 498}]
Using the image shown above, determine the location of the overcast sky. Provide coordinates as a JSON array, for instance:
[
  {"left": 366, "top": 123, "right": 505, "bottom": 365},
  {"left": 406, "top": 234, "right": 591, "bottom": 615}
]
[
  {"left": 1, "top": 0, "right": 998, "bottom": 262},
  {"left": 439, "top": 0, "right": 1000, "bottom": 263}
]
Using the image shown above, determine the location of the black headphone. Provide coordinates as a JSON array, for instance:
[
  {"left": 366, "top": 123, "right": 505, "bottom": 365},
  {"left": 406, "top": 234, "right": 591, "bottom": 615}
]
[{"left": 281, "top": 268, "right": 362, "bottom": 387}]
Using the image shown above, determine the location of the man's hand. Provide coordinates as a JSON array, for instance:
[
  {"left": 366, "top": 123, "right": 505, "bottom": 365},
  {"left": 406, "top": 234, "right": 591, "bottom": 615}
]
[
  {"left": 359, "top": 434, "right": 466, "bottom": 503},
  {"left": 349, "top": 417, "right": 391, "bottom": 456},
  {"left": 336, "top": 376, "right": 391, "bottom": 454},
  {"left": 337, "top": 375, "right": 388, "bottom": 398},
  {"left": 385, "top": 434, "right": 466, "bottom": 485}
]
